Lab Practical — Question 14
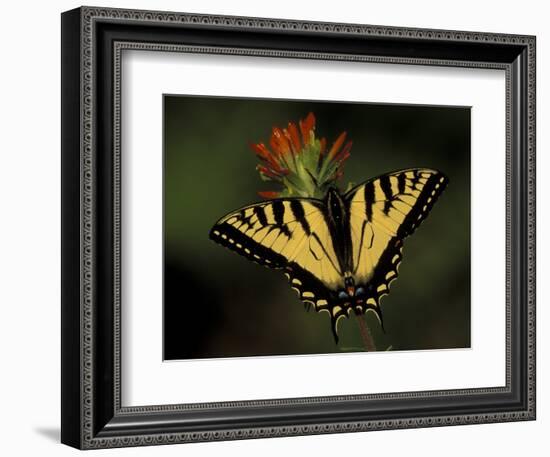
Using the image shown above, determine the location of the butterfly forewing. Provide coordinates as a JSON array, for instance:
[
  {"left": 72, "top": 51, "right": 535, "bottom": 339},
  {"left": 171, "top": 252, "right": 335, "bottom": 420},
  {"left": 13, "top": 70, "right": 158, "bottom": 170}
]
[{"left": 210, "top": 199, "right": 345, "bottom": 309}]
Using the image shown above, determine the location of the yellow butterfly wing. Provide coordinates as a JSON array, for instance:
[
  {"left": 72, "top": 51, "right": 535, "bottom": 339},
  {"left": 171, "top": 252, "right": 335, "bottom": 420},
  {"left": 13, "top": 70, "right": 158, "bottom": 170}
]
[
  {"left": 345, "top": 168, "right": 448, "bottom": 324},
  {"left": 210, "top": 199, "right": 346, "bottom": 322}
]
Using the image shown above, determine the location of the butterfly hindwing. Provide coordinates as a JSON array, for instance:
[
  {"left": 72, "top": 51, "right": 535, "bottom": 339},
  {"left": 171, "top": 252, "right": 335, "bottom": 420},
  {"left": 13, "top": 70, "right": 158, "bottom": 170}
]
[{"left": 283, "top": 265, "right": 345, "bottom": 340}]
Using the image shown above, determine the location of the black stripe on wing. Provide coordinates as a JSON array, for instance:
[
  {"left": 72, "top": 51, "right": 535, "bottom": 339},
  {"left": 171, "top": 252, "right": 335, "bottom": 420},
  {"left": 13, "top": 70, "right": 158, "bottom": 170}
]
[
  {"left": 271, "top": 200, "right": 291, "bottom": 237},
  {"left": 364, "top": 180, "right": 375, "bottom": 222},
  {"left": 289, "top": 200, "right": 311, "bottom": 235},
  {"left": 379, "top": 174, "right": 393, "bottom": 214}
]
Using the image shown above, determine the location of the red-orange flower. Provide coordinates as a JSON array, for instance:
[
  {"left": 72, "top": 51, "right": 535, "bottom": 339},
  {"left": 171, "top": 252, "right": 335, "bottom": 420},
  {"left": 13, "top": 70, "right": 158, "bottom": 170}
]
[{"left": 251, "top": 113, "right": 352, "bottom": 199}]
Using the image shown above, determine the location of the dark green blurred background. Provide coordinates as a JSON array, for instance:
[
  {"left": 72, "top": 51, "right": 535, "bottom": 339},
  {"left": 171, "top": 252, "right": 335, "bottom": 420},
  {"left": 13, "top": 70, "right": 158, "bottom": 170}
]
[{"left": 163, "top": 95, "right": 471, "bottom": 360}]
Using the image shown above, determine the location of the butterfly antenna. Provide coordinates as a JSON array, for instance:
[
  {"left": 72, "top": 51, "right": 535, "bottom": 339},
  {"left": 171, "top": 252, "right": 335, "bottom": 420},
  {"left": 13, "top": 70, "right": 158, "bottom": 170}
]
[{"left": 305, "top": 168, "right": 319, "bottom": 187}]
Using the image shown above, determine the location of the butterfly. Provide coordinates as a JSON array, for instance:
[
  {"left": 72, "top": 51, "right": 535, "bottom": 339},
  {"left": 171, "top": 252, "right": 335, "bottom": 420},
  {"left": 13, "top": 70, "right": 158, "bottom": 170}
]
[{"left": 209, "top": 168, "right": 448, "bottom": 342}]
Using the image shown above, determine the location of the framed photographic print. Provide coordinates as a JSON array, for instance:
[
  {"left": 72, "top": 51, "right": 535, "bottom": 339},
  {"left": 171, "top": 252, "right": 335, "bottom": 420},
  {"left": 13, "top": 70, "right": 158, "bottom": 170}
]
[{"left": 61, "top": 6, "right": 536, "bottom": 449}]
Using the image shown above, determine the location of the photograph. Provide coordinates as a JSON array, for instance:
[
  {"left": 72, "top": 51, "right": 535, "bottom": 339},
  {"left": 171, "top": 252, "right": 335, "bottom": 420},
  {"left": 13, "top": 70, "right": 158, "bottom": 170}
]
[{"left": 163, "top": 95, "right": 471, "bottom": 360}]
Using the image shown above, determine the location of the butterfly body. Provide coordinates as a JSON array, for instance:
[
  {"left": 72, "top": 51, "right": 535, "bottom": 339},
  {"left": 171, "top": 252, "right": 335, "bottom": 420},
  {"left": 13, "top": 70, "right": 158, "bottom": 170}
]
[
  {"left": 325, "top": 187, "right": 354, "bottom": 276},
  {"left": 210, "top": 168, "right": 448, "bottom": 342}
]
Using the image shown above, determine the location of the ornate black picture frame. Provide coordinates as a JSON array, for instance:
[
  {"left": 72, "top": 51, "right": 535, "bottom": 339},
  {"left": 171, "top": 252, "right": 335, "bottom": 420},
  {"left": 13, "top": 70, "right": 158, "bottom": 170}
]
[{"left": 61, "top": 6, "right": 536, "bottom": 449}]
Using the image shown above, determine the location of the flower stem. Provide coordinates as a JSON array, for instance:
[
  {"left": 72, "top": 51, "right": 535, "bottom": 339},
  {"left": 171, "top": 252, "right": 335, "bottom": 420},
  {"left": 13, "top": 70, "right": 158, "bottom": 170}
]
[{"left": 355, "top": 314, "right": 376, "bottom": 352}]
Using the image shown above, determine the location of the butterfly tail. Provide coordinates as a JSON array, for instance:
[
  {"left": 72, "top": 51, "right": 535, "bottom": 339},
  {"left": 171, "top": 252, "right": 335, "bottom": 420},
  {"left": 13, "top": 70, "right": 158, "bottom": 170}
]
[
  {"left": 368, "top": 304, "right": 385, "bottom": 333},
  {"left": 331, "top": 317, "right": 340, "bottom": 344}
]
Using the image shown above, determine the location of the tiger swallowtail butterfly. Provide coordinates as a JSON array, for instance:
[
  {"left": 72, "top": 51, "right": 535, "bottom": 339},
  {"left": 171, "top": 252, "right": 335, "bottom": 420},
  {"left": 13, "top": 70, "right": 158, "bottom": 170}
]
[{"left": 210, "top": 168, "right": 448, "bottom": 342}]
